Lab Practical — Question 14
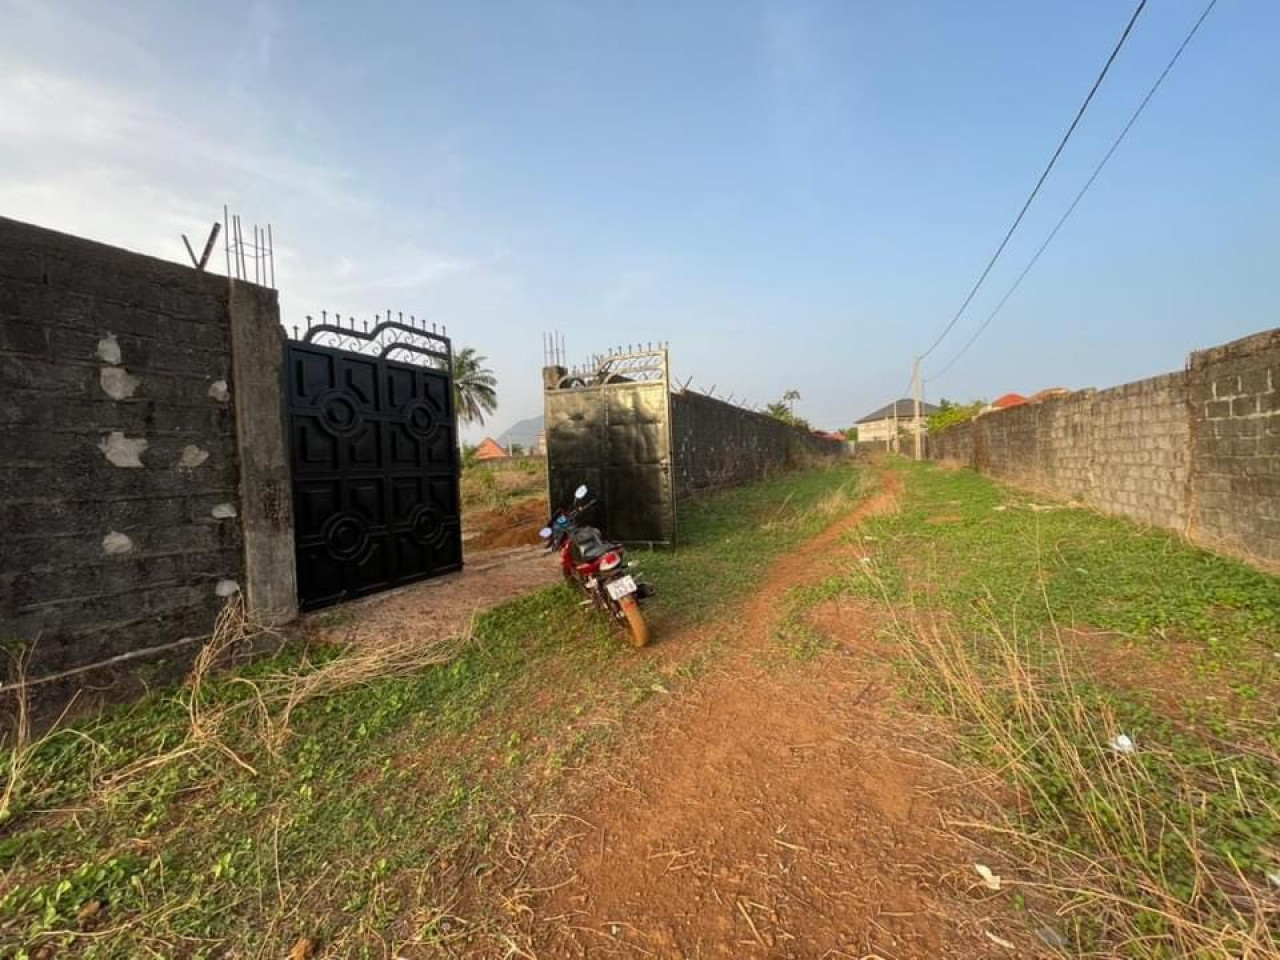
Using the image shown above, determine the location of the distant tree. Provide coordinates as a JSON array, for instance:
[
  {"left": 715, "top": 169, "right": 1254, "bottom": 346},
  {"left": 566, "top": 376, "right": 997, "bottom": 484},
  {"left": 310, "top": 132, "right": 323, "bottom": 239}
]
[
  {"left": 782, "top": 388, "right": 801, "bottom": 417},
  {"left": 508, "top": 441, "right": 525, "bottom": 457},
  {"left": 927, "top": 397, "right": 984, "bottom": 433},
  {"left": 766, "top": 397, "right": 811, "bottom": 431},
  {"left": 451, "top": 347, "right": 498, "bottom": 426},
  {"left": 461, "top": 442, "right": 479, "bottom": 468},
  {"left": 842, "top": 426, "right": 859, "bottom": 442}
]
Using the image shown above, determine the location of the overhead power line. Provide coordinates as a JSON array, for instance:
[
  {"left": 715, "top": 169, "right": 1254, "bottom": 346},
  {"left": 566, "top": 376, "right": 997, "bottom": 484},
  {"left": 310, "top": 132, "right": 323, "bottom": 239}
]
[
  {"left": 918, "top": 0, "right": 1148, "bottom": 361},
  {"left": 931, "top": 0, "right": 1218, "bottom": 382}
]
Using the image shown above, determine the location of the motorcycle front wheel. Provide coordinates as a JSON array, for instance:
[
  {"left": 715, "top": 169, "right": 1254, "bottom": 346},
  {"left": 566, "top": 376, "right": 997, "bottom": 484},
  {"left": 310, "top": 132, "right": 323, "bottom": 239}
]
[{"left": 618, "top": 595, "right": 650, "bottom": 648}]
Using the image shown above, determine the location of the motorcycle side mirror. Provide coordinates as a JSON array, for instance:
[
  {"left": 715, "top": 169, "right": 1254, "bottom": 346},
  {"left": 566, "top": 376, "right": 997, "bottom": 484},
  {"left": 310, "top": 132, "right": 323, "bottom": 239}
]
[
  {"left": 538, "top": 526, "right": 553, "bottom": 539},
  {"left": 574, "top": 484, "right": 589, "bottom": 500}
]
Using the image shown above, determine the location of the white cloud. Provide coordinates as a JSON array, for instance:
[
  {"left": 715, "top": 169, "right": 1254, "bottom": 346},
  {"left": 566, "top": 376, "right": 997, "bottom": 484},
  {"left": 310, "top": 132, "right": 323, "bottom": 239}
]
[{"left": 0, "top": 8, "right": 476, "bottom": 314}]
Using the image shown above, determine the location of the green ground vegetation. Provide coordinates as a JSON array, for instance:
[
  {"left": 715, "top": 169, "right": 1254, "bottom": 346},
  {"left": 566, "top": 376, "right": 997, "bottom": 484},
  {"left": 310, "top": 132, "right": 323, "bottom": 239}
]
[
  {"left": 0, "top": 463, "right": 863, "bottom": 959},
  {"left": 459, "top": 457, "right": 545, "bottom": 514},
  {"left": 796, "top": 460, "right": 1280, "bottom": 958}
]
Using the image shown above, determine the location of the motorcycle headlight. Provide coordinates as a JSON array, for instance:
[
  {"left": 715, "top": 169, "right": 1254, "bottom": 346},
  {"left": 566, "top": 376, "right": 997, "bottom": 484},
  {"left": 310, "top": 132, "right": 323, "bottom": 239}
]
[{"left": 599, "top": 551, "right": 622, "bottom": 572}]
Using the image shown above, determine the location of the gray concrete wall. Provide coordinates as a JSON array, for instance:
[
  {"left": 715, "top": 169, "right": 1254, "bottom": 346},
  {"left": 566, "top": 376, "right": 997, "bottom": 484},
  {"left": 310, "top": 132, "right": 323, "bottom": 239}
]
[
  {"left": 670, "top": 390, "right": 844, "bottom": 497},
  {"left": 1188, "top": 328, "right": 1280, "bottom": 565},
  {"left": 929, "top": 327, "right": 1280, "bottom": 569},
  {"left": 0, "top": 217, "right": 291, "bottom": 716}
]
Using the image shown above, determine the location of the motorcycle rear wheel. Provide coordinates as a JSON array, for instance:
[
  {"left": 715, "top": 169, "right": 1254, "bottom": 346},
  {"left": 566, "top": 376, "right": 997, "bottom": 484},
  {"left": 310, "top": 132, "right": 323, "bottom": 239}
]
[{"left": 618, "top": 596, "right": 650, "bottom": 648}]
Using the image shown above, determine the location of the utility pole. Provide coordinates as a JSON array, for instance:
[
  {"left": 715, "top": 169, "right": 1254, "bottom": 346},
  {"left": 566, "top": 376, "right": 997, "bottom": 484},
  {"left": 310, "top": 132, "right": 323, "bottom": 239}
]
[{"left": 912, "top": 356, "right": 922, "bottom": 461}]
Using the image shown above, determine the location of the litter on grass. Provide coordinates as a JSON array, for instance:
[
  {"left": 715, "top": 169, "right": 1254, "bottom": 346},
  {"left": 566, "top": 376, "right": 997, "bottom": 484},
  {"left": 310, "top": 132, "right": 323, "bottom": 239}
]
[
  {"left": 974, "top": 863, "right": 1003, "bottom": 890},
  {"left": 1108, "top": 733, "right": 1136, "bottom": 755}
]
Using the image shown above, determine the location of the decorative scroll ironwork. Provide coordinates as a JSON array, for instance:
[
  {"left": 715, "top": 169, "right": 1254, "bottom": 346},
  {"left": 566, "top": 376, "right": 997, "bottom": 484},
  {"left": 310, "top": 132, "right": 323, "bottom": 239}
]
[
  {"left": 292, "top": 310, "right": 452, "bottom": 369},
  {"left": 551, "top": 343, "right": 669, "bottom": 390}
]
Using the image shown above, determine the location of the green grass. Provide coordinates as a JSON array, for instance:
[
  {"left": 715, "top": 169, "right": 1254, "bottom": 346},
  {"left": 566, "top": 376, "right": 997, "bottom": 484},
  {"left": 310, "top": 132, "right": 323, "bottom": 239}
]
[
  {"left": 838, "top": 460, "right": 1280, "bottom": 689},
  {"left": 0, "top": 461, "right": 863, "bottom": 958},
  {"left": 800, "top": 459, "right": 1280, "bottom": 958},
  {"left": 639, "top": 465, "right": 867, "bottom": 625}
]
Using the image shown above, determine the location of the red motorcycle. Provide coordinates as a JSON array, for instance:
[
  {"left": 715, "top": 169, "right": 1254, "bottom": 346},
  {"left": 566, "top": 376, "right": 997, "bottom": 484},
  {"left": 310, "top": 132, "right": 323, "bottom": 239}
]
[{"left": 540, "top": 484, "right": 654, "bottom": 647}]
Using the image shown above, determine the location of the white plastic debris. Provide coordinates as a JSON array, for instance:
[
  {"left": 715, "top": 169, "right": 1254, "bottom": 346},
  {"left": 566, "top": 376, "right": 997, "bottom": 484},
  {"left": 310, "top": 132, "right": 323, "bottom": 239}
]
[
  {"left": 1108, "top": 734, "right": 1136, "bottom": 755},
  {"left": 1266, "top": 869, "right": 1280, "bottom": 889},
  {"left": 974, "top": 863, "right": 1002, "bottom": 890},
  {"left": 985, "top": 930, "right": 1016, "bottom": 949}
]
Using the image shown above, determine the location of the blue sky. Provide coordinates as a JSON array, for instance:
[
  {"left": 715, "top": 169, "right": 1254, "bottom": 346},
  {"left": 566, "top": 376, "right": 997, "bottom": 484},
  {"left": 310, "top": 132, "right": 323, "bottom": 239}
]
[{"left": 2, "top": 0, "right": 1276, "bottom": 439}]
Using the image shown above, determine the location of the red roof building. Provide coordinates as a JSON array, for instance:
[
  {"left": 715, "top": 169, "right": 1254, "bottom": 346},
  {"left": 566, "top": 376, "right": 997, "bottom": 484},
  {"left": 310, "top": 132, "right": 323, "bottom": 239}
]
[
  {"left": 991, "top": 393, "right": 1028, "bottom": 409},
  {"left": 474, "top": 437, "right": 508, "bottom": 461}
]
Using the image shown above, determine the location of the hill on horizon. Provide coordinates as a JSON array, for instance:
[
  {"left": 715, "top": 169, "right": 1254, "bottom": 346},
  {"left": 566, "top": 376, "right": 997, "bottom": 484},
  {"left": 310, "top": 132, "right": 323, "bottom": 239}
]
[{"left": 496, "top": 414, "right": 543, "bottom": 450}]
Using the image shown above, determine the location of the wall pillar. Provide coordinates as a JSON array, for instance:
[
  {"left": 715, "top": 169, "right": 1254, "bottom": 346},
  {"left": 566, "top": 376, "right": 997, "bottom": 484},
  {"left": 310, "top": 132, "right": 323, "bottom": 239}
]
[{"left": 228, "top": 281, "right": 297, "bottom": 623}]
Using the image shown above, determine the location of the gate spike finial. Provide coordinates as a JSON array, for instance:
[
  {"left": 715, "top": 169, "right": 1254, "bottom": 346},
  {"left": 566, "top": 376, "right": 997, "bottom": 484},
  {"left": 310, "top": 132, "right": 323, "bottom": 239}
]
[
  {"left": 321, "top": 310, "right": 327, "bottom": 323},
  {"left": 292, "top": 325, "right": 299, "bottom": 338},
  {"left": 306, "top": 314, "right": 313, "bottom": 329},
  {"left": 363, "top": 319, "right": 369, "bottom": 333}
]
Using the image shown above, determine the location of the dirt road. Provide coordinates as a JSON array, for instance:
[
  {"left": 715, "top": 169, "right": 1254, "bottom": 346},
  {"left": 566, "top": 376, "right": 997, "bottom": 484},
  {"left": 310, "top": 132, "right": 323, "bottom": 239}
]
[{"left": 503, "top": 468, "right": 1032, "bottom": 958}]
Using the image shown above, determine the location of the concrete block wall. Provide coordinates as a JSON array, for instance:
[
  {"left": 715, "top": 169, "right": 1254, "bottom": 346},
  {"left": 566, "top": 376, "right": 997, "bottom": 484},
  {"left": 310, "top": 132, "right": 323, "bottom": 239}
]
[
  {"left": 1188, "top": 328, "right": 1280, "bottom": 564},
  {"left": 670, "top": 390, "right": 843, "bottom": 497},
  {"left": 930, "top": 327, "right": 1280, "bottom": 569},
  {"left": 0, "top": 217, "right": 294, "bottom": 715}
]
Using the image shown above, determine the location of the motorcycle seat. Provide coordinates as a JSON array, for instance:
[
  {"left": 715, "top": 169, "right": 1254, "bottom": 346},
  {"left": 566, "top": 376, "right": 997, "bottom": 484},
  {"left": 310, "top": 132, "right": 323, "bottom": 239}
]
[{"left": 570, "top": 526, "right": 615, "bottom": 560}]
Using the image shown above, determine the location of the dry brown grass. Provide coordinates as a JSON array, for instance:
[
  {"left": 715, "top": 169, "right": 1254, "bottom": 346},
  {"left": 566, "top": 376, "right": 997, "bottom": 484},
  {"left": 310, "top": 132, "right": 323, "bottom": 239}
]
[
  {"left": 2, "top": 595, "right": 473, "bottom": 818},
  {"left": 869, "top": 586, "right": 1280, "bottom": 958},
  {"left": 0, "top": 644, "right": 34, "bottom": 823}
]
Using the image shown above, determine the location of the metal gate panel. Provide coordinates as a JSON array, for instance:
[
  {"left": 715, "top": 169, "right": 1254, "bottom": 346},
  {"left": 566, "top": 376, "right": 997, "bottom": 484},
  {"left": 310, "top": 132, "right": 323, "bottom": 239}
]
[
  {"left": 544, "top": 348, "right": 675, "bottom": 544},
  {"left": 285, "top": 317, "right": 461, "bottom": 610}
]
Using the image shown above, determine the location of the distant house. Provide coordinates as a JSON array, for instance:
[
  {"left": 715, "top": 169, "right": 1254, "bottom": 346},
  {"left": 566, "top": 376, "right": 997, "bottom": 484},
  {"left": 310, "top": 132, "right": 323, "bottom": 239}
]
[
  {"left": 990, "top": 393, "right": 1028, "bottom": 410},
  {"left": 474, "top": 437, "right": 508, "bottom": 461},
  {"left": 855, "top": 399, "right": 941, "bottom": 446}
]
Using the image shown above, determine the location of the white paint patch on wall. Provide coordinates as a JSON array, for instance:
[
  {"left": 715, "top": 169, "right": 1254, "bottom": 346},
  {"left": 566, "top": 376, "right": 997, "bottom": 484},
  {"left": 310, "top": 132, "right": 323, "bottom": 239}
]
[
  {"left": 211, "top": 502, "right": 237, "bottom": 519},
  {"left": 176, "top": 445, "right": 210, "bottom": 470},
  {"left": 208, "top": 379, "right": 230, "bottom": 402},
  {"left": 100, "top": 366, "right": 140, "bottom": 400},
  {"left": 214, "top": 579, "right": 241, "bottom": 597},
  {"left": 102, "top": 531, "right": 133, "bottom": 555},
  {"left": 98, "top": 431, "right": 147, "bottom": 467},
  {"left": 96, "top": 333, "right": 122, "bottom": 364}
]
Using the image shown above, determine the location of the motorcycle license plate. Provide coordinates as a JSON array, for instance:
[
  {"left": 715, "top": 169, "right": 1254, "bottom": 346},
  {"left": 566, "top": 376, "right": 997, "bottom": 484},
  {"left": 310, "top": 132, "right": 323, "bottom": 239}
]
[{"left": 605, "top": 575, "right": 637, "bottom": 600}]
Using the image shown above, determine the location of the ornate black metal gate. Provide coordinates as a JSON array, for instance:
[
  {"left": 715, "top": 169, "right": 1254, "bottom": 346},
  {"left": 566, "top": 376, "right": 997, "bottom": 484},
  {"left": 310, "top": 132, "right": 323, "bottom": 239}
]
[{"left": 285, "top": 313, "right": 462, "bottom": 610}]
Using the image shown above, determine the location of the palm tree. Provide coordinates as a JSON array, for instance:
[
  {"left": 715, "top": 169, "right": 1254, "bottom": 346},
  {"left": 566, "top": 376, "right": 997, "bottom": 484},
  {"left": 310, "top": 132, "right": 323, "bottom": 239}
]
[
  {"left": 782, "top": 389, "right": 801, "bottom": 417},
  {"left": 450, "top": 346, "right": 498, "bottom": 426}
]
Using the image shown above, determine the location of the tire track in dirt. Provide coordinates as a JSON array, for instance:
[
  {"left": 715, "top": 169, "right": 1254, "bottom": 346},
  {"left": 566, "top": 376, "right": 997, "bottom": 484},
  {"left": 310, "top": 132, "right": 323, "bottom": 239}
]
[{"left": 511, "top": 465, "right": 1038, "bottom": 959}]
